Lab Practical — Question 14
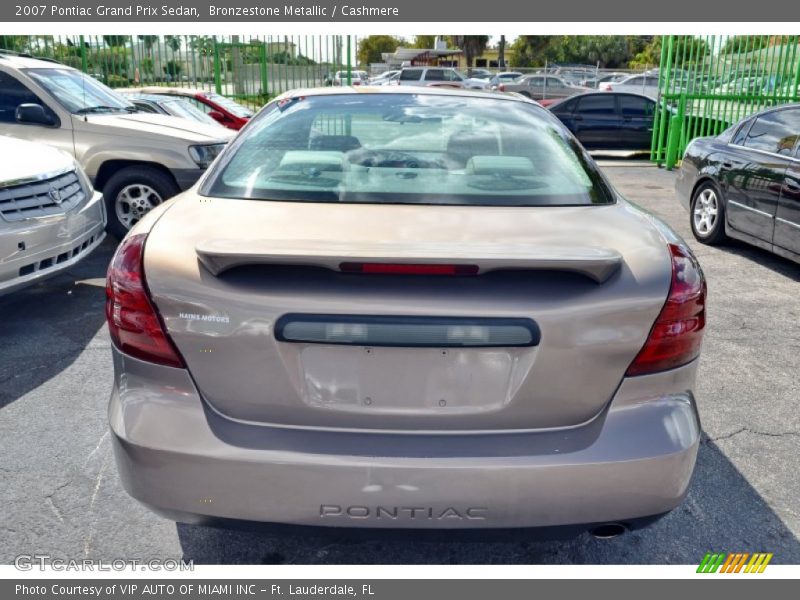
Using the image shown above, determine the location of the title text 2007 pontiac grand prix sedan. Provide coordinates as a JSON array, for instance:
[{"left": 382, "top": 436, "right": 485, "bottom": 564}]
[{"left": 106, "top": 87, "right": 706, "bottom": 536}]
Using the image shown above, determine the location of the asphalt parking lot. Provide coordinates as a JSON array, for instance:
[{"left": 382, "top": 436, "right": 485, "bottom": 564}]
[{"left": 1, "top": 161, "right": 798, "bottom": 565}]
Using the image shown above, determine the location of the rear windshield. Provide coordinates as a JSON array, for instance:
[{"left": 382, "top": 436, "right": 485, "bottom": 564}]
[{"left": 204, "top": 93, "right": 613, "bottom": 206}]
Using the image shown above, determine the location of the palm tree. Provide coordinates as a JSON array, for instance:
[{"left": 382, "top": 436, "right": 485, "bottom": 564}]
[
  {"left": 498, "top": 35, "right": 506, "bottom": 68},
  {"left": 103, "top": 35, "right": 128, "bottom": 48},
  {"left": 449, "top": 35, "right": 489, "bottom": 69},
  {"left": 138, "top": 35, "right": 158, "bottom": 58},
  {"left": 164, "top": 35, "right": 182, "bottom": 53}
]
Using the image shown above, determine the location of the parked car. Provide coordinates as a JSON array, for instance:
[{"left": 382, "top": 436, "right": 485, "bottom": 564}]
[
  {"left": 131, "top": 86, "right": 253, "bottom": 130},
  {"left": 676, "top": 103, "right": 800, "bottom": 264},
  {"left": 555, "top": 68, "right": 597, "bottom": 86},
  {"left": 396, "top": 67, "right": 490, "bottom": 90},
  {"left": 378, "top": 72, "right": 401, "bottom": 86},
  {"left": 466, "top": 68, "right": 493, "bottom": 80},
  {"left": 333, "top": 70, "right": 370, "bottom": 86},
  {"left": 599, "top": 74, "right": 660, "bottom": 99},
  {"left": 107, "top": 87, "right": 705, "bottom": 534},
  {"left": 0, "top": 136, "right": 105, "bottom": 295},
  {"left": 498, "top": 74, "right": 589, "bottom": 101},
  {"left": 0, "top": 54, "right": 234, "bottom": 238},
  {"left": 549, "top": 92, "right": 657, "bottom": 151},
  {"left": 489, "top": 71, "right": 523, "bottom": 89},
  {"left": 116, "top": 91, "right": 225, "bottom": 128},
  {"left": 369, "top": 70, "right": 399, "bottom": 85},
  {"left": 580, "top": 72, "right": 627, "bottom": 89}
]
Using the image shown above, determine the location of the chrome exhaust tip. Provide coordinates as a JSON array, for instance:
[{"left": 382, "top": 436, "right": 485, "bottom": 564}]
[{"left": 589, "top": 523, "right": 628, "bottom": 539}]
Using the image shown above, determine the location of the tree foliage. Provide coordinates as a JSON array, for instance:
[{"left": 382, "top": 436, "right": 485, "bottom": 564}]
[
  {"left": 103, "top": 35, "right": 128, "bottom": 48},
  {"left": 719, "top": 35, "right": 787, "bottom": 55},
  {"left": 510, "top": 35, "right": 663, "bottom": 69},
  {"left": 630, "top": 36, "right": 712, "bottom": 68},
  {"left": 357, "top": 35, "right": 407, "bottom": 65},
  {"left": 164, "top": 35, "right": 182, "bottom": 52},
  {"left": 137, "top": 35, "right": 158, "bottom": 56},
  {"left": 449, "top": 36, "right": 489, "bottom": 68},
  {"left": 163, "top": 60, "right": 182, "bottom": 76},
  {"left": 413, "top": 35, "right": 439, "bottom": 48}
]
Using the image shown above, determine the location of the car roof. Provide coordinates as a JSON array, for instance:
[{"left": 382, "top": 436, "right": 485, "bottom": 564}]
[
  {"left": 275, "top": 85, "right": 541, "bottom": 106},
  {"left": 134, "top": 86, "right": 207, "bottom": 96},
  {"left": 620, "top": 73, "right": 654, "bottom": 81},
  {"left": 747, "top": 101, "right": 800, "bottom": 118},
  {"left": 572, "top": 91, "right": 654, "bottom": 99},
  {"left": 0, "top": 53, "right": 74, "bottom": 70},
  {"left": 123, "top": 93, "right": 182, "bottom": 103},
  {"left": 548, "top": 90, "right": 655, "bottom": 109}
]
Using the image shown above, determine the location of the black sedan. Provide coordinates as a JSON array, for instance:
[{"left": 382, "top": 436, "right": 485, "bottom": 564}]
[
  {"left": 548, "top": 92, "right": 656, "bottom": 151},
  {"left": 675, "top": 103, "right": 800, "bottom": 264}
]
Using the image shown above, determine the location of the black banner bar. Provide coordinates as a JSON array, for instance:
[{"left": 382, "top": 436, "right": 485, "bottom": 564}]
[
  {"left": 3, "top": 579, "right": 798, "bottom": 600},
  {"left": 2, "top": 0, "right": 799, "bottom": 22}
]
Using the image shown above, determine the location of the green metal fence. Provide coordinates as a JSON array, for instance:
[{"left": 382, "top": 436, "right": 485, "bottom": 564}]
[
  {"left": 651, "top": 35, "right": 800, "bottom": 169},
  {"left": 0, "top": 35, "right": 357, "bottom": 110}
]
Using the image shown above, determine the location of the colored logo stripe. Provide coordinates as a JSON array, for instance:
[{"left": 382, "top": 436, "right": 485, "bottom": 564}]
[
  {"left": 744, "top": 553, "right": 773, "bottom": 573},
  {"left": 697, "top": 552, "right": 773, "bottom": 573},
  {"left": 697, "top": 553, "right": 726, "bottom": 573}
]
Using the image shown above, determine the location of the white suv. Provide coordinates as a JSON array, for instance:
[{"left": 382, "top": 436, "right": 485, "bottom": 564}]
[
  {"left": 0, "top": 53, "right": 234, "bottom": 238},
  {"left": 395, "top": 67, "right": 490, "bottom": 90}
]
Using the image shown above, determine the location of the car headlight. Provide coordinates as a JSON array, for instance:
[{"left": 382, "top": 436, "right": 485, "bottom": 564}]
[
  {"left": 189, "top": 143, "right": 227, "bottom": 169},
  {"left": 73, "top": 159, "right": 94, "bottom": 195}
]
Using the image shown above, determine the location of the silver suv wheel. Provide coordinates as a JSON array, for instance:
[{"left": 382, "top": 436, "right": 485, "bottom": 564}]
[{"left": 115, "top": 184, "right": 163, "bottom": 230}]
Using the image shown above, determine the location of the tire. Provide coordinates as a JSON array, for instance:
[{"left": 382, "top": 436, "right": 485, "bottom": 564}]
[
  {"left": 690, "top": 181, "right": 728, "bottom": 245},
  {"left": 102, "top": 166, "right": 179, "bottom": 239}
]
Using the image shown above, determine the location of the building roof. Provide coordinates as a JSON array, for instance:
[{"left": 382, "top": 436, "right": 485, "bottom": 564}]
[{"left": 381, "top": 46, "right": 463, "bottom": 66}]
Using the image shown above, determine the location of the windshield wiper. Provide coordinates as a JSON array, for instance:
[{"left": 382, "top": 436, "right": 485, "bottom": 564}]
[{"left": 74, "top": 105, "right": 134, "bottom": 115}]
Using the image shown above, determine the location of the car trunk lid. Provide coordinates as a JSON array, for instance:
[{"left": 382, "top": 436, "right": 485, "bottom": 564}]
[{"left": 143, "top": 196, "right": 671, "bottom": 432}]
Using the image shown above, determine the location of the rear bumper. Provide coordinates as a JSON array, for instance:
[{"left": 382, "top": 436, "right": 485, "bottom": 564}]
[
  {"left": 109, "top": 348, "right": 701, "bottom": 529},
  {"left": 0, "top": 191, "right": 106, "bottom": 295}
]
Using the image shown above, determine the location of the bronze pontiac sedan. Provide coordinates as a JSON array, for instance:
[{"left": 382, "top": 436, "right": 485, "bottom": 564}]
[{"left": 106, "top": 87, "right": 706, "bottom": 536}]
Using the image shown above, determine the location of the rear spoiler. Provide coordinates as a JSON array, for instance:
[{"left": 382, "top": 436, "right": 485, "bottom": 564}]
[{"left": 195, "top": 239, "right": 623, "bottom": 283}]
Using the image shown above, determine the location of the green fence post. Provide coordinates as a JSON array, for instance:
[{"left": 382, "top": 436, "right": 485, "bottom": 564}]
[
  {"left": 651, "top": 35, "right": 669, "bottom": 163},
  {"left": 665, "top": 95, "right": 686, "bottom": 171},
  {"left": 259, "top": 42, "right": 268, "bottom": 97},
  {"left": 213, "top": 37, "right": 222, "bottom": 94},
  {"left": 793, "top": 38, "right": 800, "bottom": 101},
  {"left": 79, "top": 35, "right": 88, "bottom": 73},
  {"left": 654, "top": 35, "right": 675, "bottom": 166}
]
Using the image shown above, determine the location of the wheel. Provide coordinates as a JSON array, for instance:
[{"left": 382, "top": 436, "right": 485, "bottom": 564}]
[
  {"left": 690, "top": 181, "right": 728, "bottom": 245},
  {"left": 103, "top": 166, "right": 179, "bottom": 239}
]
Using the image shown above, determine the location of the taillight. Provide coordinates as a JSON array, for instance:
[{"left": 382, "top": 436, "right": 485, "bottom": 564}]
[
  {"left": 340, "top": 262, "right": 479, "bottom": 276},
  {"left": 498, "top": 84, "right": 506, "bottom": 91},
  {"left": 626, "top": 244, "right": 706, "bottom": 376},
  {"left": 105, "top": 234, "right": 185, "bottom": 368}
]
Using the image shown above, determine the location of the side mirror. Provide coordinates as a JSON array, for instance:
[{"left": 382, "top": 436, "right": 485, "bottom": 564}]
[{"left": 15, "top": 103, "right": 56, "bottom": 126}]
